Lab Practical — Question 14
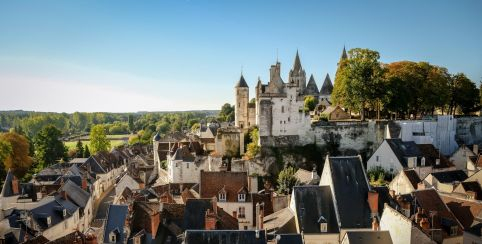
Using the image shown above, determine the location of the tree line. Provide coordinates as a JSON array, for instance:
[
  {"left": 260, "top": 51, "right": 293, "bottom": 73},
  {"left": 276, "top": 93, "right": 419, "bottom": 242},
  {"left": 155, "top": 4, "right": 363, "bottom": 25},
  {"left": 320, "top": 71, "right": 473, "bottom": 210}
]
[{"left": 332, "top": 48, "right": 481, "bottom": 120}]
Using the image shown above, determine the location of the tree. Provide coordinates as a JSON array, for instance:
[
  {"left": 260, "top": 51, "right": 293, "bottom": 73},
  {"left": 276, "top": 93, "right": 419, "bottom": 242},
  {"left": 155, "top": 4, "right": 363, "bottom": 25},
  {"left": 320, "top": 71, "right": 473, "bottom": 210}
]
[
  {"left": 89, "top": 124, "right": 110, "bottom": 154},
  {"left": 191, "top": 123, "right": 201, "bottom": 132},
  {"left": 449, "top": 73, "right": 480, "bottom": 115},
  {"left": 245, "top": 127, "right": 260, "bottom": 159},
  {"left": 83, "top": 145, "right": 91, "bottom": 158},
  {"left": 304, "top": 96, "right": 317, "bottom": 112},
  {"left": 0, "top": 132, "right": 33, "bottom": 177},
  {"left": 34, "top": 125, "right": 66, "bottom": 168},
  {"left": 218, "top": 103, "right": 235, "bottom": 122},
  {"left": 128, "top": 114, "right": 135, "bottom": 133},
  {"left": 332, "top": 48, "right": 385, "bottom": 120},
  {"left": 75, "top": 140, "right": 84, "bottom": 158},
  {"left": 277, "top": 166, "right": 298, "bottom": 195}
]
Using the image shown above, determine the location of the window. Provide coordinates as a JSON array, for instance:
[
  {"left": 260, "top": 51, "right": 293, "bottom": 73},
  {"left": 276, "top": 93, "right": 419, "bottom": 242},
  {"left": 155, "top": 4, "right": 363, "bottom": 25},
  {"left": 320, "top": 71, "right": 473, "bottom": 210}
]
[
  {"left": 238, "top": 193, "right": 246, "bottom": 202},
  {"left": 376, "top": 156, "right": 380, "bottom": 162},
  {"left": 320, "top": 223, "right": 327, "bottom": 232},
  {"left": 281, "top": 106, "right": 284, "bottom": 113},
  {"left": 110, "top": 233, "right": 116, "bottom": 242},
  {"left": 238, "top": 207, "right": 245, "bottom": 218},
  {"left": 219, "top": 193, "right": 226, "bottom": 202},
  {"left": 450, "top": 226, "right": 458, "bottom": 236}
]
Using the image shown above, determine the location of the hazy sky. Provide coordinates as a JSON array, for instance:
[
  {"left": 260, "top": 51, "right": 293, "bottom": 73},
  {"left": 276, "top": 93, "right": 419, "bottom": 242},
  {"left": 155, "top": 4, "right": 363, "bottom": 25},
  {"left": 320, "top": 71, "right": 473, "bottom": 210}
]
[{"left": 1, "top": 0, "right": 481, "bottom": 112}]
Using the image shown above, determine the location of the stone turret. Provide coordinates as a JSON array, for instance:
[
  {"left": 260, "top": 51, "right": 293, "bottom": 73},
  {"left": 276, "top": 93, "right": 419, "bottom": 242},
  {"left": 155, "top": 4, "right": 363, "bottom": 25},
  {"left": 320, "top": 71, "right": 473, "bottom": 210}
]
[
  {"left": 305, "top": 74, "right": 319, "bottom": 100},
  {"left": 235, "top": 75, "right": 249, "bottom": 129}
]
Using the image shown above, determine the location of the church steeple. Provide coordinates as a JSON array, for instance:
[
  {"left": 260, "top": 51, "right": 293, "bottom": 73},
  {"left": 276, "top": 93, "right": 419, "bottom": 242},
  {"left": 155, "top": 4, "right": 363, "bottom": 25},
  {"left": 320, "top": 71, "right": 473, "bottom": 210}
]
[
  {"left": 293, "top": 50, "right": 302, "bottom": 72},
  {"left": 338, "top": 46, "right": 348, "bottom": 66},
  {"left": 289, "top": 50, "right": 306, "bottom": 91}
]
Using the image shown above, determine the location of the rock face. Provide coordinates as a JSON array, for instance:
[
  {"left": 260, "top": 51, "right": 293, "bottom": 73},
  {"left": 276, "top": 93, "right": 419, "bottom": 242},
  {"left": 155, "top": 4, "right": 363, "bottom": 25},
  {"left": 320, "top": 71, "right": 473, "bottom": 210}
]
[{"left": 455, "top": 117, "right": 482, "bottom": 146}]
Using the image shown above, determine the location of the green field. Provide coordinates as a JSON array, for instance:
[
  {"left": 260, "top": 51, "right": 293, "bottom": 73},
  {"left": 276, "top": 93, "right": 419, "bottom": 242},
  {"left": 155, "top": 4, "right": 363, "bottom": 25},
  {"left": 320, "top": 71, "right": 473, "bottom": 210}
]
[{"left": 64, "top": 134, "right": 129, "bottom": 150}]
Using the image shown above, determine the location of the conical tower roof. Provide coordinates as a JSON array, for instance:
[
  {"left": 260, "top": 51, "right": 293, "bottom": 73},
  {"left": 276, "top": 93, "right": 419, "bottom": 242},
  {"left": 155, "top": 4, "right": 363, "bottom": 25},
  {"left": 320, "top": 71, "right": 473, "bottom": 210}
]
[
  {"left": 320, "top": 73, "right": 333, "bottom": 95},
  {"left": 292, "top": 50, "right": 302, "bottom": 72},
  {"left": 340, "top": 46, "right": 348, "bottom": 60},
  {"left": 235, "top": 74, "right": 249, "bottom": 88},
  {"left": 305, "top": 74, "right": 319, "bottom": 95}
]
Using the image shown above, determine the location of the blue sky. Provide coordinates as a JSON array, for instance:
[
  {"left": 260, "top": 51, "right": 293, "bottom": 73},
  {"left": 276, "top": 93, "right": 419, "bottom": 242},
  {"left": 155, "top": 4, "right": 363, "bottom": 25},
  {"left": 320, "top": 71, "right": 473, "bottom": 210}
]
[{"left": 0, "top": 0, "right": 481, "bottom": 112}]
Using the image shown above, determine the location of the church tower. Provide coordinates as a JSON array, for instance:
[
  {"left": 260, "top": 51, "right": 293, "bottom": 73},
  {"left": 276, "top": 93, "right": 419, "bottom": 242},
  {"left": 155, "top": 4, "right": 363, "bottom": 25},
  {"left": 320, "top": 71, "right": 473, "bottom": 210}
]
[
  {"left": 235, "top": 74, "right": 249, "bottom": 129},
  {"left": 288, "top": 50, "right": 306, "bottom": 94}
]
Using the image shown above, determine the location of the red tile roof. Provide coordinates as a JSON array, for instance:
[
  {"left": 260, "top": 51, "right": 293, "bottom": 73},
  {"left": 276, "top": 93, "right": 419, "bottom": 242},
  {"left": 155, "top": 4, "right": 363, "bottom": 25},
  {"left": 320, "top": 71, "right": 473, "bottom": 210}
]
[{"left": 200, "top": 171, "right": 249, "bottom": 202}]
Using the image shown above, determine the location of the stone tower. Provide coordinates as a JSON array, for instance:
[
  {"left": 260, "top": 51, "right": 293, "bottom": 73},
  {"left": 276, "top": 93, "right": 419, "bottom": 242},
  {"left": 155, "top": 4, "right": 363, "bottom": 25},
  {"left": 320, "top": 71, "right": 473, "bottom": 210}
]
[
  {"left": 235, "top": 74, "right": 249, "bottom": 129},
  {"left": 288, "top": 50, "right": 306, "bottom": 94}
]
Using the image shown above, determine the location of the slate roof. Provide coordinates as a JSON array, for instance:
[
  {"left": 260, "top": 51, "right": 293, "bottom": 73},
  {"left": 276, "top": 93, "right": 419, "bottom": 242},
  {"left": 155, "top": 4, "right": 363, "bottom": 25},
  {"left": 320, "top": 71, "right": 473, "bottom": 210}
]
[
  {"left": 343, "top": 230, "right": 393, "bottom": 244},
  {"left": 430, "top": 170, "right": 468, "bottom": 183},
  {"left": 103, "top": 204, "right": 129, "bottom": 244},
  {"left": 320, "top": 73, "right": 333, "bottom": 95},
  {"left": 200, "top": 171, "right": 249, "bottom": 202},
  {"left": 294, "top": 168, "right": 319, "bottom": 185},
  {"left": 235, "top": 75, "right": 249, "bottom": 88},
  {"left": 385, "top": 139, "right": 422, "bottom": 168},
  {"left": 417, "top": 144, "right": 452, "bottom": 168},
  {"left": 30, "top": 195, "right": 79, "bottom": 230},
  {"left": 403, "top": 170, "right": 421, "bottom": 189},
  {"left": 59, "top": 180, "right": 90, "bottom": 208},
  {"left": 459, "top": 181, "right": 482, "bottom": 199},
  {"left": 325, "top": 156, "right": 372, "bottom": 229},
  {"left": 1, "top": 170, "right": 17, "bottom": 197},
  {"left": 172, "top": 146, "right": 195, "bottom": 162},
  {"left": 441, "top": 194, "right": 482, "bottom": 229},
  {"left": 184, "top": 230, "right": 266, "bottom": 244},
  {"left": 183, "top": 198, "right": 238, "bottom": 230},
  {"left": 292, "top": 51, "right": 302, "bottom": 72},
  {"left": 274, "top": 234, "right": 303, "bottom": 244},
  {"left": 292, "top": 185, "right": 339, "bottom": 233},
  {"left": 304, "top": 75, "right": 319, "bottom": 96}
]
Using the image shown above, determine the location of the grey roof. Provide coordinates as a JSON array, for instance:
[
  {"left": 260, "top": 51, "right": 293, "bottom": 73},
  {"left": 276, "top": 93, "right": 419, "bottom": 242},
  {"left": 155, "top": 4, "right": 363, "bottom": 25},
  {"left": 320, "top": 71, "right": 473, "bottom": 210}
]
[
  {"left": 292, "top": 50, "right": 302, "bottom": 72},
  {"left": 153, "top": 132, "right": 161, "bottom": 141},
  {"left": 60, "top": 180, "right": 90, "bottom": 208},
  {"left": 343, "top": 230, "right": 393, "bottom": 244},
  {"left": 292, "top": 185, "right": 339, "bottom": 233},
  {"left": 235, "top": 75, "right": 249, "bottom": 88},
  {"left": 326, "top": 156, "right": 372, "bottom": 229},
  {"left": 320, "top": 74, "right": 333, "bottom": 95},
  {"left": 104, "top": 204, "right": 129, "bottom": 243},
  {"left": 274, "top": 234, "right": 303, "bottom": 244},
  {"left": 184, "top": 230, "right": 266, "bottom": 244},
  {"left": 340, "top": 46, "right": 348, "bottom": 61},
  {"left": 183, "top": 199, "right": 212, "bottom": 230},
  {"left": 30, "top": 195, "right": 79, "bottom": 230},
  {"left": 1, "top": 170, "right": 16, "bottom": 197},
  {"left": 430, "top": 170, "right": 468, "bottom": 183},
  {"left": 69, "top": 158, "right": 89, "bottom": 164},
  {"left": 263, "top": 207, "right": 296, "bottom": 234},
  {"left": 385, "top": 139, "right": 422, "bottom": 168},
  {"left": 305, "top": 75, "right": 319, "bottom": 96}
]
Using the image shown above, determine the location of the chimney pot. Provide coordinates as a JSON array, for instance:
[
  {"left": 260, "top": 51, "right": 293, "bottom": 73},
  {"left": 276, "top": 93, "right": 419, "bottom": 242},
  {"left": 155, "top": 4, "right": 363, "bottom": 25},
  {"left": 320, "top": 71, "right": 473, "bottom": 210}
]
[
  {"left": 372, "top": 217, "right": 380, "bottom": 231},
  {"left": 367, "top": 190, "right": 379, "bottom": 217}
]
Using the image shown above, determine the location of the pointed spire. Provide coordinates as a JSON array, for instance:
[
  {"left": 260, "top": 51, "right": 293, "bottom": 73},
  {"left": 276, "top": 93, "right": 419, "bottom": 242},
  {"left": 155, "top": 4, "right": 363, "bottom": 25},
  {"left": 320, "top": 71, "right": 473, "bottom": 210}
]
[
  {"left": 340, "top": 46, "right": 348, "bottom": 61},
  {"left": 235, "top": 74, "right": 249, "bottom": 88},
  {"left": 292, "top": 50, "right": 302, "bottom": 71},
  {"left": 320, "top": 73, "right": 333, "bottom": 95}
]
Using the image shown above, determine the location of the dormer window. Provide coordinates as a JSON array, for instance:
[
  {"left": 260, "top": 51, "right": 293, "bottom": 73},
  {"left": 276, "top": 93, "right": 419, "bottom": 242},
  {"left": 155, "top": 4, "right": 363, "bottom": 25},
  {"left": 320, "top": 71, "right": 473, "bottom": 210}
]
[
  {"left": 450, "top": 225, "right": 458, "bottom": 236},
  {"left": 218, "top": 193, "right": 226, "bottom": 202},
  {"left": 63, "top": 209, "right": 67, "bottom": 217},
  {"left": 46, "top": 216, "right": 52, "bottom": 226},
  {"left": 110, "top": 232, "right": 117, "bottom": 242},
  {"left": 238, "top": 193, "right": 246, "bottom": 202},
  {"left": 421, "top": 157, "right": 426, "bottom": 166}
]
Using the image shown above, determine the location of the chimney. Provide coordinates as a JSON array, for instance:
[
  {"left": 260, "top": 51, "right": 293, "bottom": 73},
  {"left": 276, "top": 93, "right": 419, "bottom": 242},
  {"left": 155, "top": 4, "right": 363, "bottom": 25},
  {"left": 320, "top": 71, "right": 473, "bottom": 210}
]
[
  {"left": 389, "top": 190, "right": 395, "bottom": 198},
  {"left": 212, "top": 197, "right": 217, "bottom": 215},
  {"left": 12, "top": 176, "right": 19, "bottom": 195},
  {"left": 372, "top": 217, "right": 380, "bottom": 231},
  {"left": 82, "top": 177, "right": 88, "bottom": 191},
  {"left": 367, "top": 190, "right": 379, "bottom": 218},
  {"left": 205, "top": 209, "right": 217, "bottom": 230},
  {"left": 420, "top": 217, "right": 430, "bottom": 230},
  {"left": 474, "top": 145, "right": 479, "bottom": 154}
]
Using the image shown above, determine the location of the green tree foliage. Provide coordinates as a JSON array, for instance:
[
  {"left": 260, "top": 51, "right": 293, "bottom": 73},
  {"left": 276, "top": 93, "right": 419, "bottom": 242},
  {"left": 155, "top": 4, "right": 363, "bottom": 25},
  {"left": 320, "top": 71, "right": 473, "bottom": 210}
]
[
  {"left": 277, "top": 166, "right": 298, "bottom": 195},
  {"left": 449, "top": 73, "right": 481, "bottom": 115},
  {"left": 191, "top": 123, "right": 201, "bottom": 132},
  {"left": 0, "top": 132, "right": 33, "bottom": 178},
  {"left": 245, "top": 128, "right": 260, "bottom": 159},
  {"left": 75, "top": 140, "right": 84, "bottom": 158},
  {"left": 304, "top": 96, "right": 317, "bottom": 112},
  {"left": 34, "top": 125, "right": 66, "bottom": 167},
  {"left": 128, "top": 114, "right": 135, "bottom": 133},
  {"left": 89, "top": 125, "right": 111, "bottom": 154},
  {"left": 83, "top": 145, "right": 91, "bottom": 158},
  {"left": 218, "top": 103, "right": 235, "bottom": 122},
  {"left": 332, "top": 48, "right": 385, "bottom": 121}
]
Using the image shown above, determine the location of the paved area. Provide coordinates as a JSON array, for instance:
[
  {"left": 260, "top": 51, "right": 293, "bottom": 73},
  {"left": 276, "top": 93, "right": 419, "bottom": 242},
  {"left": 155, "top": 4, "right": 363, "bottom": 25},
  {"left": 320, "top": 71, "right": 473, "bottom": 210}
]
[{"left": 94, "top": 187, "right": 116, "bottom": 219}]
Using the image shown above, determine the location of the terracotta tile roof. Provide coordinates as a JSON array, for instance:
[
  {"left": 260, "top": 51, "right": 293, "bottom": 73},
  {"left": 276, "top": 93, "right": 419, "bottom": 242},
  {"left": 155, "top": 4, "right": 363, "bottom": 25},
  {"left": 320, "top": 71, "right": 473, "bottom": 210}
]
[
  {"left": 200, "top": 171, "right": 249, "bottom": 202},
  {"left": 441, "top": 194, "right": 482, "bottom": 229}
]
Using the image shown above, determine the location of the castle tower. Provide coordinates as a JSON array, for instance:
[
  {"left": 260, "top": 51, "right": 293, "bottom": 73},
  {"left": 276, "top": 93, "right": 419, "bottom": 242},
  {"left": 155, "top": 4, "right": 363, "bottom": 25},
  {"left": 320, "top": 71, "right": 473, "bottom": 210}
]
[
  {"left": 235, "top": 74, "right": 249, "bottom": 129},
  {"left": 320, "top": 73, "right": 333, "bottom": 105},
  {"left": 288, "top": 50, "right": 306, "bottom": 93}
]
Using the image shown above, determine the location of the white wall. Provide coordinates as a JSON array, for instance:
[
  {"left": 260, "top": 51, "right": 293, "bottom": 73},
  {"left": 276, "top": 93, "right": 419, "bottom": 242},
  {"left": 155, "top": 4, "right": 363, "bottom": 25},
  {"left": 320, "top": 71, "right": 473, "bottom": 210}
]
[
  {"left": 218, "top": 202, "right": 253, "bottom": 229},
  {"left": 42, "top": 209, "right": 80, "bottom": 241},
  {"left": 389, "top": 172, "right": 415, "bottom": 195},
  {"left": 367, "top": 140, "right": 403, "bottom": 174}
]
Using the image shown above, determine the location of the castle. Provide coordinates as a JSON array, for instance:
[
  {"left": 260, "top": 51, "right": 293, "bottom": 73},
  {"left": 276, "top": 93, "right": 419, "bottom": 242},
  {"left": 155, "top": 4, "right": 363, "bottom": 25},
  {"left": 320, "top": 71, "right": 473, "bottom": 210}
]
[{"left": 234, "top": 48, "right": 346, "bottom": 138}]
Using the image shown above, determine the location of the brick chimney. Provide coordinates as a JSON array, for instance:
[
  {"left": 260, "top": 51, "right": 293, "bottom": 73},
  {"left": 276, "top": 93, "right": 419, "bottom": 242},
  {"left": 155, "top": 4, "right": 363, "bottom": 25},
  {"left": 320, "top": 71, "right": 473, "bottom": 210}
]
[
  {"left": 12, "top": 176, "right": 19, "bottom": 195},
  {"left": 82, "top": 177, "right": 88, "bottom": 191},
  {"left": 420, "top": 217, "right": 430, "bottom": 230},
  {"left": 367, "top": 190, "right": 379, "bottom": 218},
  {"left": 205, "top": 209, "right": 217, "bottom": 230},
  {"left": 372, "top": 217, "right": 380, "bottom": 231}
]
